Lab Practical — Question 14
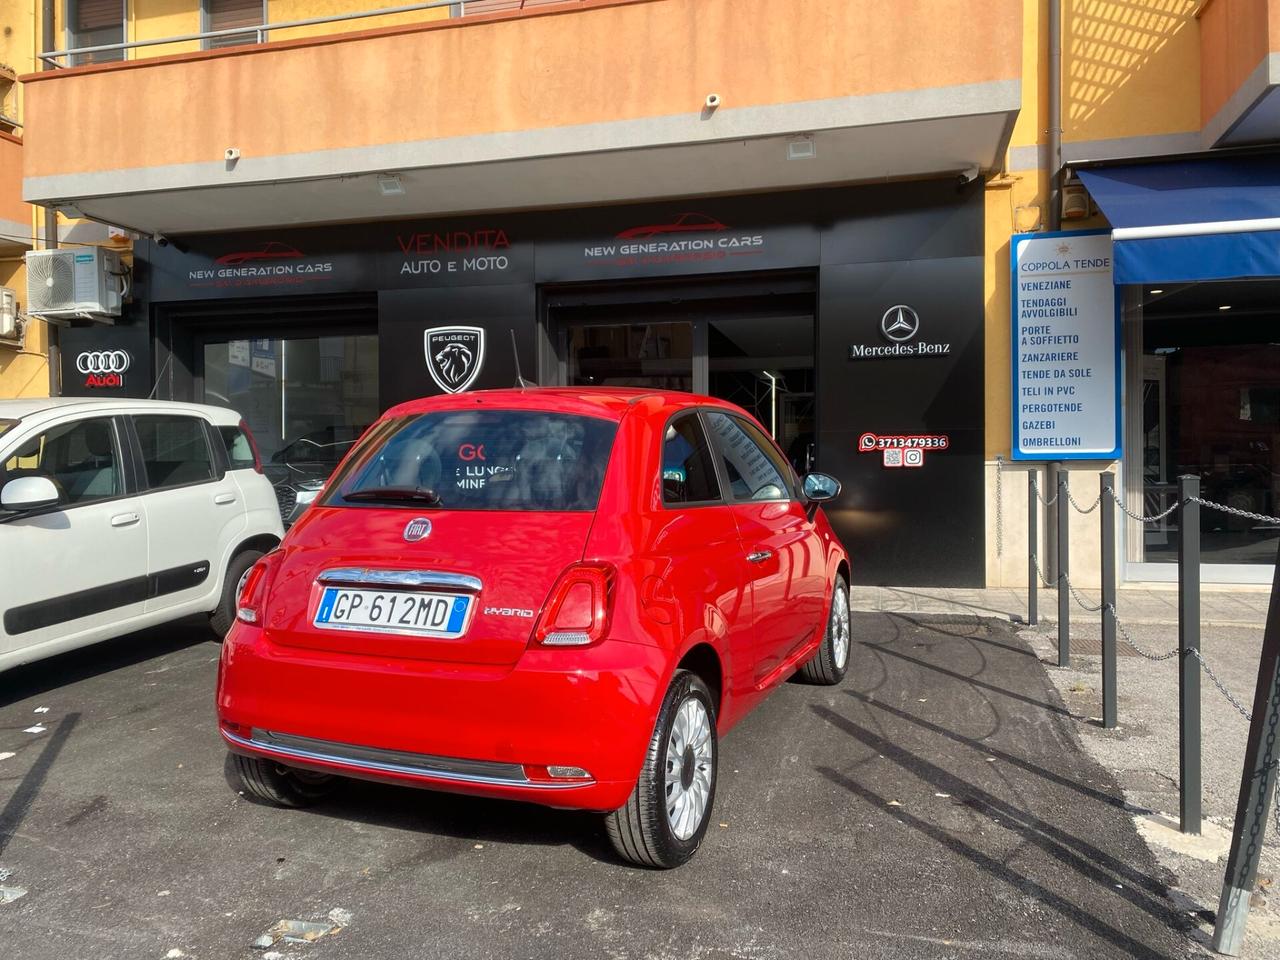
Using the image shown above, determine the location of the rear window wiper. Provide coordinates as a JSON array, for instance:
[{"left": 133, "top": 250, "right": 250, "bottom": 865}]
[{"left": 342, "top": 485, "right": 443, "bottom": 506}]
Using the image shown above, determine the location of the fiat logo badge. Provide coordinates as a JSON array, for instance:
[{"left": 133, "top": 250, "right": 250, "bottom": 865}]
[{"left": 403, "top": 517, "right": 433, "bottom": 542}]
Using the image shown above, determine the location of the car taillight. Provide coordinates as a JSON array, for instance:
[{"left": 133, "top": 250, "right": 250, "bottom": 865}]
[
  {"left": 534, "top": 562, "right": 615, "bottom": 647},
  {"left": 236, "top": 551, "right": 283, "bottom": 625},
  {"left": 239, "top": 419, "right": 264, "bottom": 474}
]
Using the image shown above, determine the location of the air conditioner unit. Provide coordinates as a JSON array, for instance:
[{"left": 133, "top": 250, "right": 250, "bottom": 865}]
[
  {"left": 0, "top": 286, "right": 17, "bottom": 340},
  {"left": 24, "top": 247, "right": 125, "bottom": 321}
]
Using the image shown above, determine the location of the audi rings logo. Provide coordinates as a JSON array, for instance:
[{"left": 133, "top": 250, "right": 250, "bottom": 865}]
[
  {"left": 77, "top": 350, "right": 130, "bottom": 389},
  {"left": 77, "top": 351, "right": 130, "bottom": 375}
]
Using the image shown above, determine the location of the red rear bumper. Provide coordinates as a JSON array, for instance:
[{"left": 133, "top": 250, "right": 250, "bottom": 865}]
[{"left": 216, "top": 623, "right": 667, "bottom": 811}]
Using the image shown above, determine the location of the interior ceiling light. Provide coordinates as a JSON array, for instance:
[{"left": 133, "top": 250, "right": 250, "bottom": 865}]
[
  {"left": 377, "top": 174, "right": 405, "bottom": 197},
  {"left": 787, "top": 136, "right": 816, "bottom": 161},
  {"left": 1149, "top": 288, "right": 1164, "bottom": 295},
  {"left": 1219, "top": 305, "right": 1232, "bottom": 311}
]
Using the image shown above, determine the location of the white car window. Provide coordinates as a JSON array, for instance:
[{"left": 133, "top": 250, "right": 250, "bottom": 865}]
[
  {"left": 134, "top": 415, "right": 217, "bottom": 490},
  {"left": 0, "top": 417, "right": 123, "bottom": 507}
]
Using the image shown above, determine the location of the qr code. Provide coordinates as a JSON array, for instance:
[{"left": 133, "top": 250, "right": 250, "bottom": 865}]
[
  {"left": 882, "top": 448, "right": 904, "bottom": 468},
  {"left": 904, "top": 448, "right": 924, "bottom": 468}
]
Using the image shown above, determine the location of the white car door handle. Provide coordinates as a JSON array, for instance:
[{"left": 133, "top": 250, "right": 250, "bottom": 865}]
[
  {"left": 747, "top": 550, "right": 773, "bottom": 564},
  {"left": 214, "top": 493, "right": 237, "bottom": 505},
  {"left": 110, "top": 512, "right": 140, "bottom": 527}
]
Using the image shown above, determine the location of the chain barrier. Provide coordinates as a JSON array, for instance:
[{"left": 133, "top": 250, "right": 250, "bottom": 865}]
[
  {"left": 995, "top": 456, "right": 1003, "bottom": 558},
  {"left": 1109, "top": 488, "right": 1183, "bottom": 524},
  {"left": 1031, "top": 553, "right": 1055, "bottom": 589},
  {"left": 1030, "top": 475, "right": 1057, "bottom": 507},
  {"left": 1065, "top": 486, "right": 1103, "bottom": 515},
  {"left": 1107, "top": 608, "right": 1181, "bottom": 662},
  {"left": 1187, "top": 496, "right": 1280, "bottom": 528},
  {"left": 1187, "top": 649, "right": 1254, "bottom": 723},
  {"left": 1064, "top": 575, "right": 1105, "bottom": 613}
]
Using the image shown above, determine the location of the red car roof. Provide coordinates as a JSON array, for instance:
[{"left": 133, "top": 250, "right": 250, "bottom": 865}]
[{"left": 384, "top": 387, "right": 736, "bottom": 422}]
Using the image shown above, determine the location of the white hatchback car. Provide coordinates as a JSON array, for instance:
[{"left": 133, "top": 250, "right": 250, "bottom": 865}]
[{"left": 0, "top": 398, "right": 284, "bottom": 672}]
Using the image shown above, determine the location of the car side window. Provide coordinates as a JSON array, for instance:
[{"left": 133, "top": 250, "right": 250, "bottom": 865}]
[
  {"left": 0, "top": 417, "right": 123, "bottom": 507},
  {"left": 218, "top": 425, "right": 256, "bottom": 471},
  {"left": 704, "top": 412, "right": 792, "bottom": 502},
  {"left": 134, "top": 415, "right": 217, "bottom": 490},
  {"left": 662, "top": 414, "right": 721, "bottom": 505}
]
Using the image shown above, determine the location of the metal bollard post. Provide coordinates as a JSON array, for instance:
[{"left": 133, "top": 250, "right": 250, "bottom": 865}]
[
  {"left": 1100, "top": 472, "right": 1117, "bottom": 729},
  {"left": 1178, "top": 474, "right": 1201, "bottom": 835},
  {"left": 1057, "top": 467, "right": 1070, "bottom": 668},
  {"left": 1028, "top": 472, "right": 1038, "bottom": 626},
  {"left": 1211, "top": 541, "right": 1280, "bottom": 956}
]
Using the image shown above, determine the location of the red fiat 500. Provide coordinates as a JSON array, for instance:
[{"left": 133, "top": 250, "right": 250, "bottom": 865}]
[{"left": 217, "top": 389, "right": 850, "bottom": 868}]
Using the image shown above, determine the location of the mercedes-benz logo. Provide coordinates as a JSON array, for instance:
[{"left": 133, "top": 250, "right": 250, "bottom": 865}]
[{"left": 880, "top": 305, "right": 920, "bottom": 343}]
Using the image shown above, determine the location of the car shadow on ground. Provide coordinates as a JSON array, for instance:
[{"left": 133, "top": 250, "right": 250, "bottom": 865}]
[
  {"left": 0, "top": 616, "right": 217, "bottom": 709},
  {"left": 835, "top": 612, "right": 1193, "bottom": 959},
  {"left": 222, "top": 753, "right": 622, "bottom": 866}
]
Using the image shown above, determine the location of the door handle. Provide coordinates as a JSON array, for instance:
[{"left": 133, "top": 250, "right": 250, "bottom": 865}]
[
  {"left": 214, "top": 493, "right": 237, "bottom": 505},
  {"left": 110, "top": 512, "right": 140, "bottom": 527},
  {"left": 747, "top": 550, "right": 773, "bottom": 564}
]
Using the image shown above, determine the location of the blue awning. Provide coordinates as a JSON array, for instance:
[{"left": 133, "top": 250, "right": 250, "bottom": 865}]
[{"left": 1076, "top": 155, "right": 1280, "bottom": 284}]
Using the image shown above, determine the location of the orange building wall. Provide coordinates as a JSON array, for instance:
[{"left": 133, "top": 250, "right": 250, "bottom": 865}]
[
  {"left": 22, "top": 0, "right": 1022, "bottom": 179},
  {"left": 1200, "top": 0, "right": 1280, "bottom": 125},
  {"left": 0, "top": 132, "right": 27, "bottom": 227}
]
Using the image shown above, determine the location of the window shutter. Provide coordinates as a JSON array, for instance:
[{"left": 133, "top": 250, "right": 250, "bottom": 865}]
[
  {"left": 75, "top": 0, "right": 122, "bottom": 31},
  {"left": 460, "top": 0, "right": 577, "bottom": 14},
  {"left": 208, "top": 0, "right": 265, "bottom": 33},
  {"left": 206, "top": 0, "right": 264, "bottom": 49}
]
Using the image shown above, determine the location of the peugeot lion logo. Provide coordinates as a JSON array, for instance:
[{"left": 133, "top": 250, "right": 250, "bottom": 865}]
[
  {"left": 403, "top": 517, "right": 433, "bottom": 543},
  {"left": 880, "top": 305, "right": 921, "bottom": 343},
  {"left": 425, "top": 326, "right": 485, "bottom": 394}
]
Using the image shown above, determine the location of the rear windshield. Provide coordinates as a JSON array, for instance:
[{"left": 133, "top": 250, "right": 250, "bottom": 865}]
[
  {"left": 324, "top": 410, "right": 618, "bottom": 512},
  {"left": 0, "top": 419, "right": 16, "bottom": 439}
]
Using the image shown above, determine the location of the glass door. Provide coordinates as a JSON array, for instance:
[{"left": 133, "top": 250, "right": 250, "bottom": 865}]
[
  {"left": 549, "top": 283, "right": 816, "bottom": 472},
  {"left": 198, "top": 330, "right": 379, "bottom": 524}
]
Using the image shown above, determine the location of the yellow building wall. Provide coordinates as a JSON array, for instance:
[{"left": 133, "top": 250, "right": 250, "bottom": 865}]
[
  {"left": 269, "top": 0, "right": 450, "bottom": 44},
  {"left": 1063, "top": 0, "right": 1201, "bottom": 145},
  {"left": 133, "top": 0, "right": 202, "bottom": 58},
  {"left": 0, "top": 257, "right": 49, "bottom": 399}
]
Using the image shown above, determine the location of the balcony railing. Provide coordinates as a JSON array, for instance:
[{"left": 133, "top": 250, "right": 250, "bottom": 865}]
[{"left": 38, "top": 0, "right": 591, "bottom": 68}]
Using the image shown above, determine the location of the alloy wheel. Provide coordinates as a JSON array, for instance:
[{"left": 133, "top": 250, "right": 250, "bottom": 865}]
[{"left": 664, "top": 697, "right": 714, "bottom": 840}]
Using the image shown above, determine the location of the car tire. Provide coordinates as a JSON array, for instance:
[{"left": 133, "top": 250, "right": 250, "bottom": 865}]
[
  {"left": 796, "top": 577, "right": 850, "bottom": 686},
  {"left": 209, "top": 549, "right": 265, "bottom": 639},
  {"left": 605, "top": 669, "right": 717, "bottom": 869},
  {"left": 231, "top": 753, "right": 336, "bottom": 808}
]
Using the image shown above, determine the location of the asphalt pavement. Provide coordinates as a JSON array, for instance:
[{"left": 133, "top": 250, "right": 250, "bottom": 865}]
[{"left": 0, "top": 613, "right": 1196, "bottom": 959}]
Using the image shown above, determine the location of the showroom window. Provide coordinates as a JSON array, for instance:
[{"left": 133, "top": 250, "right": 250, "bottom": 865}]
[{"left": 1128, "top": 280, "right": 1280, "bottom": 579}]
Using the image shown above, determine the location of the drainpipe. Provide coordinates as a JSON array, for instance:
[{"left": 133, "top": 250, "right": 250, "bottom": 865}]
[
  {"left": 40, "top": 0, "right": 61, "bottom": 395},
  {"left": 1047, "top": 0, "right": 1063, "bottom": 231}
]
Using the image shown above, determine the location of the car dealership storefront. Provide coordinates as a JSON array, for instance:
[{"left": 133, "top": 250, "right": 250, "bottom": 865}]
[{"left": 57, "top": 181, "right": 988, "bottom": 587}]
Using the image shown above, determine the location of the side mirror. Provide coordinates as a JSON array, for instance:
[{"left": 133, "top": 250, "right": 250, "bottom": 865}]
[
  {"left": 1, "top": 476, "right": 61, "bottom": 512},
  {"left": 802, "top": 472, "right": 841, "bottom": 503}
]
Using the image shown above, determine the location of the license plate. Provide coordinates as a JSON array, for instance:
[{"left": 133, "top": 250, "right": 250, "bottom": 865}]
[{"left": 314, "top": 587, "right": 472, "bottom": 638}]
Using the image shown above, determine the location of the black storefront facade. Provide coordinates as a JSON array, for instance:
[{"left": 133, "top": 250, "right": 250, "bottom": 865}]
[{"left": 59, "top": 180, "right": 987, "bottom": 587}]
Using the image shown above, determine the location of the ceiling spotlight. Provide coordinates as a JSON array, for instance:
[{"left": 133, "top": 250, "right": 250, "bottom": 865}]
[
  {"left": 377, "top": 174, "right": 405, "bottom": 197},
  {"left": 787, "top": 136, "right": 816, "bottom": 161},
  {"left": 1149, "top": 288, "right": 1163, "bottom": 295},
  {"left": 1219, "top": 304, "right": 1232, "bottom": 311}
]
